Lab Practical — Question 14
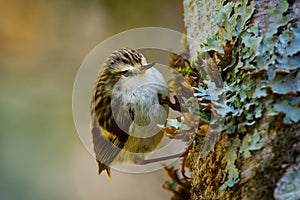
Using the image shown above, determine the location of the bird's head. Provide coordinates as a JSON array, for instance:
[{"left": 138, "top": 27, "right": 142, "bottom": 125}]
[{"left": 104, "top": 48, "right": 154, "bottom": 79}]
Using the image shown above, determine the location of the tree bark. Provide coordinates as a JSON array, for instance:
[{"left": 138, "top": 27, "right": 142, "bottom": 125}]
[{"left": 183, "top": 0, "right": 300, "bottom": 199}]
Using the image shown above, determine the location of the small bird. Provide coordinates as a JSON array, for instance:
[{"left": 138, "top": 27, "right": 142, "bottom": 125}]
[{"left": 90, "top": 48, "right": 169, "bottom": 176}]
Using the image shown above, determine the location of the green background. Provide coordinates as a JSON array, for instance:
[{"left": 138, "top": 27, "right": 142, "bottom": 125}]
[{"left": 0, "top": 0, "right": 184, "bottom": 199}]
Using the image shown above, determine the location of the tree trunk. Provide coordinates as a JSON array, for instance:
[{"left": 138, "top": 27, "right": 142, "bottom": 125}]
[{"left": 183, "top": 0, "right": 300, "bottom": 199}]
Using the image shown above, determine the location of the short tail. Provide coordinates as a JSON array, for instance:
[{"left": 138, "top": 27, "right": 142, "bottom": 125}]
[{"left": 97, "top": 160, "right": 111, "bottom": 177}]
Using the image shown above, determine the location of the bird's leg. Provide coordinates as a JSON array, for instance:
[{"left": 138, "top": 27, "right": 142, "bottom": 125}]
[
  {"left": 134, "top": 143, "right": 194, "bottom": 179},
  {"left": 133, "top": 153, "right": 182, "bottom": 165},
  {"left": 159, "top": 94, "right": 181, "bottom": 112},
  {"left": 140, "top": 153, "right": 183, "bottom": 165}
]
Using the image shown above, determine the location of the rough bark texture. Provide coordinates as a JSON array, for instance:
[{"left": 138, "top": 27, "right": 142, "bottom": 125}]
[
  {"left": 183, "top": 0, "right": 218, "bottom": 60},
  {"left": 183, "top": 0, "right": 300, "bottom": 199}
]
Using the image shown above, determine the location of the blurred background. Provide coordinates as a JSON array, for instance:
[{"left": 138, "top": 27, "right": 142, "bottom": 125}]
[{"left": 0, "top": 0, "right": 184, "bottom": 199}]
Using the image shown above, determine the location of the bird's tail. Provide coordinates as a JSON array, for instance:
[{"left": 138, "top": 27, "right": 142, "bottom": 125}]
[{"left": 97, "top": 160, "right": 111, "bottom": 177}]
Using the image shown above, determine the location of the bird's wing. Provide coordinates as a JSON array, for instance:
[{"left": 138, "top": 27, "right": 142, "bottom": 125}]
[
  {"left": 91, "top": 123, "right": 123, "bottom": 176},
  {"left": 91, "top": 95, "right": 134, "bottom": 176}
]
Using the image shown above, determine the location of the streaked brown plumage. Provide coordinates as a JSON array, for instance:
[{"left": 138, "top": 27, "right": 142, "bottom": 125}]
[{"left": 91, "top": 48, "right": 169, "bottom": 176}]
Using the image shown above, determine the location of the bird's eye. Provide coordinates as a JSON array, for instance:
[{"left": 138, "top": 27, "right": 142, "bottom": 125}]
[{"left": 120, "top": 70, "right": 130, "bottom": 77}]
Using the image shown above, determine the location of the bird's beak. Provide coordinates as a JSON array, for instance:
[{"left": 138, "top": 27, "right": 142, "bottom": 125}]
[{"left": 139, "top": 62, "right": 155, "bottom": 74}]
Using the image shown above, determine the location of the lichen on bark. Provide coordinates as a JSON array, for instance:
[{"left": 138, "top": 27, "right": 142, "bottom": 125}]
[{"left": 181, "top": 0, "right": 300, "bottom": 199}]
